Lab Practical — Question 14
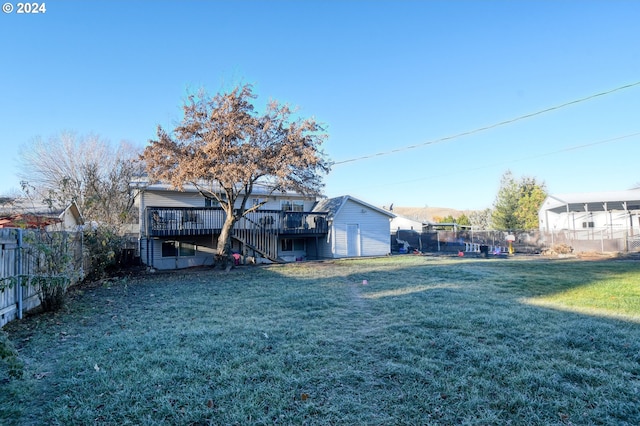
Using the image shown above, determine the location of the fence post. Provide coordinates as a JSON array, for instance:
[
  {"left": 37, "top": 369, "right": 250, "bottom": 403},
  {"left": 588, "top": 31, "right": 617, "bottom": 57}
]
[
  {"left": 16, "top": 228, "right": 23, "bottom": 320},
  {"left": 624, "top": 234, "right": 629, "bottom": 252}
]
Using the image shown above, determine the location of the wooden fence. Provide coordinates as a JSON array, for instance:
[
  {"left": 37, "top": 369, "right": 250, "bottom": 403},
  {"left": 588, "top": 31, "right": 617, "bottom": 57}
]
[{"left": 0, "top": 228, "right": 83, "bottom": 328}]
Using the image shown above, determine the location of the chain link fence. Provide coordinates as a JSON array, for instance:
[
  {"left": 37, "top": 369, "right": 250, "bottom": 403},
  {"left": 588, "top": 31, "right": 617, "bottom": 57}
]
[{"left": 392, "top": 227, "right": 640, "bottom": 255}]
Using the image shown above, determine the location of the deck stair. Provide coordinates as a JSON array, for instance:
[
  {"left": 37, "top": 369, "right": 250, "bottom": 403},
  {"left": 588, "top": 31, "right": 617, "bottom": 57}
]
[
  {"left": 144, "top": 207, "right": 328, "bottom": 263},
  {"left": 232, "top": 215, "right": 280, "bottom": 262}
]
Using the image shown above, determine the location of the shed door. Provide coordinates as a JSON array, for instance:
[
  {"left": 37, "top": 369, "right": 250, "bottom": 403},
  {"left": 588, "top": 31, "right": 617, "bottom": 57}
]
[{"left": 346, "top": 224, "right": 360, "bottom": 257}]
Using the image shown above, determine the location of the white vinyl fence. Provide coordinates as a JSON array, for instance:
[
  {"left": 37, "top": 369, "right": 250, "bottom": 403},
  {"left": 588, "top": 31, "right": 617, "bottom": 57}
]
[{"left": 0, "top": 228, "right": 83, "bottom": 328}]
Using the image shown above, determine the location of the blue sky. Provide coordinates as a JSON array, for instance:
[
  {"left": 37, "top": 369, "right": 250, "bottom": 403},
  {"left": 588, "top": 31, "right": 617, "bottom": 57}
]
[{"left": 1, "top": 0, "right": 639, "bottom": 210}]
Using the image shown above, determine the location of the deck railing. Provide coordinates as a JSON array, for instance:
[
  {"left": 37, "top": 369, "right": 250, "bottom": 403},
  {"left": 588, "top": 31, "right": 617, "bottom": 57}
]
[{"left": 144, "top": 207, "right": 329, "bottom": 238}]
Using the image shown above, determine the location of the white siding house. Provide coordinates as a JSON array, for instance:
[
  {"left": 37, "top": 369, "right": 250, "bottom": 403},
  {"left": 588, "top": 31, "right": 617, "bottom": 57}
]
[
  {"left": 539, "top": 189, "right": 640, "bottom": 238},
  {"left": 132, "top": 180, "right": 324, "bottom": 269},
  {"left": 390, "top": 214, "right": 432, "bottom": 233},
  {"left": 131, "top": 181, "right": 393, "bottom": 269},
  {"left": 313, "top": 196, "right": 395, "bottom": 259}
]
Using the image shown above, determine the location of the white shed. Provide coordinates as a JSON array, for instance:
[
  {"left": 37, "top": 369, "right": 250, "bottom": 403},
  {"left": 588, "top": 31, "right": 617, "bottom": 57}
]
[{"left": 313, "top": 196, "right": 395, "bottom": 259}]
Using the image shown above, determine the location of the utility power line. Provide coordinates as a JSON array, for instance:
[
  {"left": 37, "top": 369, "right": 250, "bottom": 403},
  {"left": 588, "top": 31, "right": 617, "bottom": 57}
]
[
  {"left": 357, "top": 131, "right": 640, "bottom": 189},
  {"left": 332, "top": 80, "right": 640, "bottom": 165}
]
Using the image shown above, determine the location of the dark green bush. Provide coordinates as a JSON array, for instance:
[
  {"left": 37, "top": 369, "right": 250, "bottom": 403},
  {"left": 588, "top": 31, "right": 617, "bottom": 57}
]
[
  {"left": 83, "top": 225, "right": 128, "bottom": 281},
  {"left": 0, "top": 330, "right": 23, "bottom": 379},
  {"left": 33, "top": 275, "right": 70, "bottom": 312}
]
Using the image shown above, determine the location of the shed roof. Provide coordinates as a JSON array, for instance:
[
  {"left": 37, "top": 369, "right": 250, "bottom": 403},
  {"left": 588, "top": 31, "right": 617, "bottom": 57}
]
[
  {"left": 313, "top": 195, "right": 395, "bottom": 219},
  {"left": 542, "top": 189, "right": 640, "bottom": 213}
]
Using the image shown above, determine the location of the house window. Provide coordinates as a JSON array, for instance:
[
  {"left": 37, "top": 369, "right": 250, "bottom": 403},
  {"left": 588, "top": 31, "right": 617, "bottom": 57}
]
[
  {"left": 281, "top": 201, "right": 304, "bottom": 212},
  {"left": 205, "top": 198, "right": 220, "bottom": 208},
  {"left": 179, "top": 242, "right": 196, "bottom": 257},
  {"left": 162, "top": 241, "right": 196, "bottom": 257},
  {"left": 281, "top": 238, "right": 305, "bottom": 252},
  {"left": 582, "top": 221, "right": 595, "bottom": 228},
  {"left": 162, "top": 241, "right": 178, "bottom": 257}
]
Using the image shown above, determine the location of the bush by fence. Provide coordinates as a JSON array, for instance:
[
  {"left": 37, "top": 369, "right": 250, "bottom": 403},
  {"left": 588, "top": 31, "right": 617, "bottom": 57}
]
[{"left": 0, "top": 228, "right": 84, "bottom": 327}]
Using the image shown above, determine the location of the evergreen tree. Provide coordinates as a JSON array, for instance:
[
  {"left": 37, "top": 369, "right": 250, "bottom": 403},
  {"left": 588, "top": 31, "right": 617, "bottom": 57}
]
[
  {"left": 515, "top": 177, "right": 547, "bottom": 230},
  {"left": 491, "top": 171, "right": 546, "bottom": 230},
  {"left": 456, "top": 213, "right": 471, "bottom": 227},
  {"left": 491, "top": 171, "right": 521, "bottom": 230}
]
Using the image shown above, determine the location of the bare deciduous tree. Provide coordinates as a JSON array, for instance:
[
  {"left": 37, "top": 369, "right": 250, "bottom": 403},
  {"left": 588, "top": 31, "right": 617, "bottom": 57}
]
[
  {"left": 469, "top": 208, "right": 493, "bottom": 230},
  {"left": 142, "top": 85, "right": 331, "bottom": 269},
  {"left": 18, "top": 132, "right": 142, "bottom": 227}
]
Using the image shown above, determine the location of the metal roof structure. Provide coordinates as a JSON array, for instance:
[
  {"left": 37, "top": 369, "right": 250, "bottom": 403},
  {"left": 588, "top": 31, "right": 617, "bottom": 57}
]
[{"left": 542, "top": 189, "right": 640, "bottom": 214}]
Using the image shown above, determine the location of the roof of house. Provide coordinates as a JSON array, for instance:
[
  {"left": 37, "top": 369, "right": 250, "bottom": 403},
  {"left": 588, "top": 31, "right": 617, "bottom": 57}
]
[
  {"left": 313, "top": 195, "right": 396, "bottom": 219},
  {"left": 130, "top": 179, "right": 315, "bottom": 198},
  {"left": 391, "top": 213, "right": 435, "bottom": 227},
  {"left": 0, "top": 214, "right": 60, "bottom": 229},
  {"left": 0, "top": 199, "right": 84, "bottom": 228},
  {"left": 542, "top": 189, "right": 640, "bottom": 213}
]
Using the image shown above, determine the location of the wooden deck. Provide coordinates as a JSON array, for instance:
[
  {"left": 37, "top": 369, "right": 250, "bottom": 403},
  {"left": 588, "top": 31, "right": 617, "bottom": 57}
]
[{"left": 144, "top": 207, "right": 329, "bottom": 238}]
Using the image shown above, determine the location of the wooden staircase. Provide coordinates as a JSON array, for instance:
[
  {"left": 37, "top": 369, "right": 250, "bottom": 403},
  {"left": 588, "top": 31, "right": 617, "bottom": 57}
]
[
  {"left": 232, "top": 216, "right": 281, "bottom": 263},
  {"left": 144, "top": 207, "right": 329, "bottom": 263}
]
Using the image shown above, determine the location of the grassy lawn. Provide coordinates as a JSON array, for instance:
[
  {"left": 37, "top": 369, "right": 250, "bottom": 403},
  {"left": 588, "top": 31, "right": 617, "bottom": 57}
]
[{"left": 2, "top": 255, "right": 640, "bottom": 425}]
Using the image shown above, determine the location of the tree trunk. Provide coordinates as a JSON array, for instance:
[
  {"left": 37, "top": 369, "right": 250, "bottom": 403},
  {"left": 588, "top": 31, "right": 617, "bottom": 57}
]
[{"left": 216, "top": 214, "right": 237, "bottom": 270}]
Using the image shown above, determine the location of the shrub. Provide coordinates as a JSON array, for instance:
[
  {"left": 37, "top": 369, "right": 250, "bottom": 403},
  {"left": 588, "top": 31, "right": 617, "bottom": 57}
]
[
  {"left": 32, "top": 275, "right": 70, "bottom": 312},
  {"left": 25, "top": 230, "right": 80, "bottom": 312},
  {"left": 0, "top": 330, "right": 23, "bottom": 379},
  {"left": 83, "top": 225, "right": 128, "bottom": 281},
  {"left": 542, "top": 243, "right": 574, "bottom": 256}
]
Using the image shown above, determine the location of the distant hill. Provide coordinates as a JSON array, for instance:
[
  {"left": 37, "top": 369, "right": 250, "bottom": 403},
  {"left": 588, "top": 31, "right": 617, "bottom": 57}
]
[{"left": 392, "top": 206, "right": 476, "bottom": 223}]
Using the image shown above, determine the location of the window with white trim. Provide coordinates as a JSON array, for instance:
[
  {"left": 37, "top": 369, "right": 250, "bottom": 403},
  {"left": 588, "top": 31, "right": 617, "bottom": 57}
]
[{"left": 281, "top": 200, "right": 304, "bottom": 212}]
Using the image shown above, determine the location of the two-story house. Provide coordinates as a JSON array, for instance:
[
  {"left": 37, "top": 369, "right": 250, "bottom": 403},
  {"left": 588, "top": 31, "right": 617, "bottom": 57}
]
[{"left": 131, "top": 180, "right": 394, "bottom": 270}]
